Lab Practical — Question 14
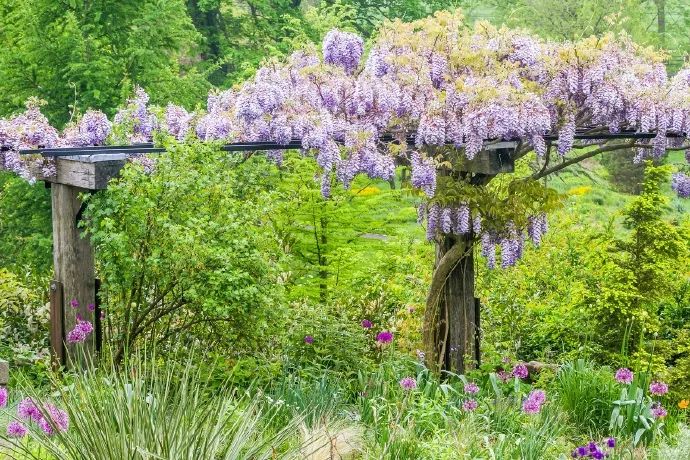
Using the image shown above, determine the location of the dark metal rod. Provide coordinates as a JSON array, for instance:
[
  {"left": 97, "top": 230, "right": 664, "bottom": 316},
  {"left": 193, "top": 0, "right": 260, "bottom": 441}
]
[{"left": 16, "top": 130, "right": 688, "bottom": 157}]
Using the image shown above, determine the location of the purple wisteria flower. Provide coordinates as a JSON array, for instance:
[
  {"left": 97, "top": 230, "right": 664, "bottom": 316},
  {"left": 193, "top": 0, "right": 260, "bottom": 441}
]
[
  {"left": 464, "top": 382, "right": 479, "bottom": 395},
  {"left": 651, "top": 402, "right": 667, "bottom": 418},
  {"left": 361, "top": 319, "right": 373, "bottom": 329},
  {"left": 512, "top": 363, "right": 528, "bottom": 379},
  {"left": 649, "top": 381, "right": 668, "bottom": 396},
  {"left": 6, "top": 421, "right": 28, "bottom": 438},
  {"left": 614, "top": 368, "right": 633, "bottom": 384},
  {"left": 17, "top": 398, "right": 41, "bottom": 422},
  {"left": 376, "top": 331, "right": 394, "bottom": 344},
  {"left": 0, "top": 387, "right": 7, "bottom": 407},
  {"left": 37, "top": 404, "right": 69, "bottom": 435},
  {"left": 462, "top": 399, "right": 478, "bottom": 412},
  {"left": 671, "top": 172, "right": 690, "bottom": 198},
  {"left": 304, "top": 335, "right": 314, "bottom": 344},
  {"left": 399, "top": 377, "right": 417, "bottom": 391},
  {"left": 323, "top": 29, "right": 364, "bottom": 74}
]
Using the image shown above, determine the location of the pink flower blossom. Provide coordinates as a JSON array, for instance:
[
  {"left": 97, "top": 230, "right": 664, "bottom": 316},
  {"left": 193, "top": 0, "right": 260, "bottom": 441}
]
[
  {"left": 615, "top": 368, "right": 633, "bottom": 384},
  {"left": 512, "top": 363, "right": 528, "bottom": 379},
  {"left": 651, "top": 402, "right": 667, "bottom": 419},
  {"left": 462, "top": 399, "right": 478, "bottom": 412},
  {"left": 649, "top": 381, "right": 668, "bottom": 396},
  {"left": 17, "top": 398, "right": 41, "bottom": 422},
  {"left": 399, "top": 377, "right": 417, "bottom": 391},
  {"left": 0, "top": 387, "right": 7, "bottom": 407},
  {"left": 464, "top": 382, "right": 480, "bottom": 395},
  {"left": 376, "top": 331, "right": 393, "bottom": 344},
  {"left": 6, "top": 421, "right": 27, "bottom": 438},
  {"left": 37, "top": 404, "right": 69, "bottom": 435}
]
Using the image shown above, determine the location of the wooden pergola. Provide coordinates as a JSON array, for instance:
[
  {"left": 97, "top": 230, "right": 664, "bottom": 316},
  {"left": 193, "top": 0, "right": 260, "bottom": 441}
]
[{"left": 14, "top": 129, "right": 679, "bottom": 369}]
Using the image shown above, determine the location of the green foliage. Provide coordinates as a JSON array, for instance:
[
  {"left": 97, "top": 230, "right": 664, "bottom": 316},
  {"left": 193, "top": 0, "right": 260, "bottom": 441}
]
[
  {"left": 0, "top": 0, "right": 209, "bottom": 125},
  {"left": 0, "top": 173, "right": 52, "bottom": 280},
  {"left": 0, "top": 269, "right": 50, "bottom": 375},
  {"left": 84, "top": 142, "right": 286, "bottom": 362},
  {"left": 555, "top": 359, "right": 619, "bottom": 434}
]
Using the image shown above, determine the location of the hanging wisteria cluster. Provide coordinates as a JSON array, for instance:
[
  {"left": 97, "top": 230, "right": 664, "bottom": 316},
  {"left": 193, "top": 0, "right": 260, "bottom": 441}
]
[{"left": 1, "top": 11, "right": 689, "bottom": 267}]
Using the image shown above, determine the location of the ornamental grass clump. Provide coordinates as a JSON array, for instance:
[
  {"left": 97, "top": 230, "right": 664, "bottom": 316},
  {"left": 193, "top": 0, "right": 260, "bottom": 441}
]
[{"left": 0, "top": 354, "right": 302, "bottom": 460}]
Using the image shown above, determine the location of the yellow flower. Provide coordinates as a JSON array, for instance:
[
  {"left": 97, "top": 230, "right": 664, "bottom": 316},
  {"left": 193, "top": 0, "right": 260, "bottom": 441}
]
[{"left": 679, "top": 400, "right": 689, "bottom": 410}]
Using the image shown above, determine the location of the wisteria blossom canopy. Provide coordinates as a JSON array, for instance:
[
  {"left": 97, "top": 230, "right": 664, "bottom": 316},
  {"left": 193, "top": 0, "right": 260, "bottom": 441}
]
[{"left": 0, "top": 11, "right": 688, "bottom": 267}]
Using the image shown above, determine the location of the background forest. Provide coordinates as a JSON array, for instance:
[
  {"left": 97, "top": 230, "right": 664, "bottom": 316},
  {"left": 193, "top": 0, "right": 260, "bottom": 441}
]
[{"left": 0, "top": 1, "right": 689, "bottom": 459}]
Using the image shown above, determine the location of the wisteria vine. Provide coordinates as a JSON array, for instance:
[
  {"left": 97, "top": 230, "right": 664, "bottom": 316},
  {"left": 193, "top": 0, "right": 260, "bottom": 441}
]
[{"left": 1, "top": 11, "right": 689, "bottom": 269}]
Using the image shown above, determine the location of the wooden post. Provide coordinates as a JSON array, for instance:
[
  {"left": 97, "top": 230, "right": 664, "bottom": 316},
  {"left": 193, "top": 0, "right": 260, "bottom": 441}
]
[
  {"left": 0, "top": 360, "right": 8, "bottom": 386},
  {"left": 42, "top": 155, "right": 126, "bottom": 369},
  {"left": 49, "top": 280, "right": 65, "bottom": 368}
]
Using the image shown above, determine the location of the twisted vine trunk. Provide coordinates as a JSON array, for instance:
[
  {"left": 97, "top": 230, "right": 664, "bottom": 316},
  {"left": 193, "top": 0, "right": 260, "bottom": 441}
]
[{"left": 423, "top": 233, "right": 477, "bottom": 375}]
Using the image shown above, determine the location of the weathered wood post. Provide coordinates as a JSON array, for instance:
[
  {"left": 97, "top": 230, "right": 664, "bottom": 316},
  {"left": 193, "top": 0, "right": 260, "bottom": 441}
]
[
  {"left": 423, "top": 142, "right": 516, "bottom": 375},
  {"left": 0, "top": 359, "right": 8, "bottom": 387},
  {"left": 41, "top": 155, "right": 126, "bottom": 369}
]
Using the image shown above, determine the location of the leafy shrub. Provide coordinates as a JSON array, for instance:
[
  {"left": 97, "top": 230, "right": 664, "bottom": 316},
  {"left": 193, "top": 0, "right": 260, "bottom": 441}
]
[{"left": 84, "top": 141, "right": 286, "bottom": 363}]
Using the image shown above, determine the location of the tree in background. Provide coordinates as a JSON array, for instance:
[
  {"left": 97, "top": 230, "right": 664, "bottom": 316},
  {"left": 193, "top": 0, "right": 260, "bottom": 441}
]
[{"left": 0, "top": 0, "right": 209, "bottom": 125}]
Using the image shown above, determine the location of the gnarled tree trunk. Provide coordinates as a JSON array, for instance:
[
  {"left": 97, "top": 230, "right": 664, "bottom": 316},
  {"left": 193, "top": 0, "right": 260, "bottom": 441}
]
[{"left": 423, "top": 232, "right": 477, "bottom": 375}]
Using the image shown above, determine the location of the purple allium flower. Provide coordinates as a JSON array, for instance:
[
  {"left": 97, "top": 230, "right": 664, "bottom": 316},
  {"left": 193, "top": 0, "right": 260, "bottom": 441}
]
[
  {"left": 0, "top": 387, "right": 7, "bottom": 407},
  {"left": 17, "top": 398, "right": 41, "bottom": 422},
  {"left": 606, "top": 437, "right": 616, "bottom": 448},
  {"left": 6, "top": 421, "right": 28, "bottom": 438},
  {"left": 70, "top": 299, "right": 78, "bottom": 309},
  {"left": 576, "top": 446, "right": 588, "bottom": 457},
  {"left": 66, "top": 319, "right": 93, "bottom": 344},
  {"left": 649, "top": 381, "right": 668, "bottom": 396},
  {"left": 399, "top": 377, "right": 417, "bottom": 391},
  {"left": 462, "top": 399, "right": 478, "bottom": 412},
  {"left": 304, "top": 335, "right": 314, "bottom": 344},
  {"left": 361, "top": 319, "right": 373, "bottom": 329},
  {"left": 512, "top": 363, "right": 528, "bottom": 379},
  {"left": 615, "top": 368, "right": 633, "bottom": 384},
  {"left": 651, "top": 402, "right": 667, "bottom": 418},
  {"left": 87, "top": 303, "right": 95, "bottom": 312},
  {"left": 522, "top": 390, "right": 546, "bottom": 414},
  {"left": 464, "top": 382, "right": 480, "bottom": 395},
  {"left": 37, "top": 404, "right": 69, "bottom": 435},
  {"left": 497, "top": 370, "right": 512, "bottom": 383},
  {"left": 416, "top": 349, "right": 426, "bottom": 362},
  {"left": 529, "top": 389, "right": 546, "bottom": 404},
  {"left": 592, "top": 450, "right": 604, "bottom": 459},
  {"left": 376, "top": 331, "right": 394, "bottom": 344}
]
